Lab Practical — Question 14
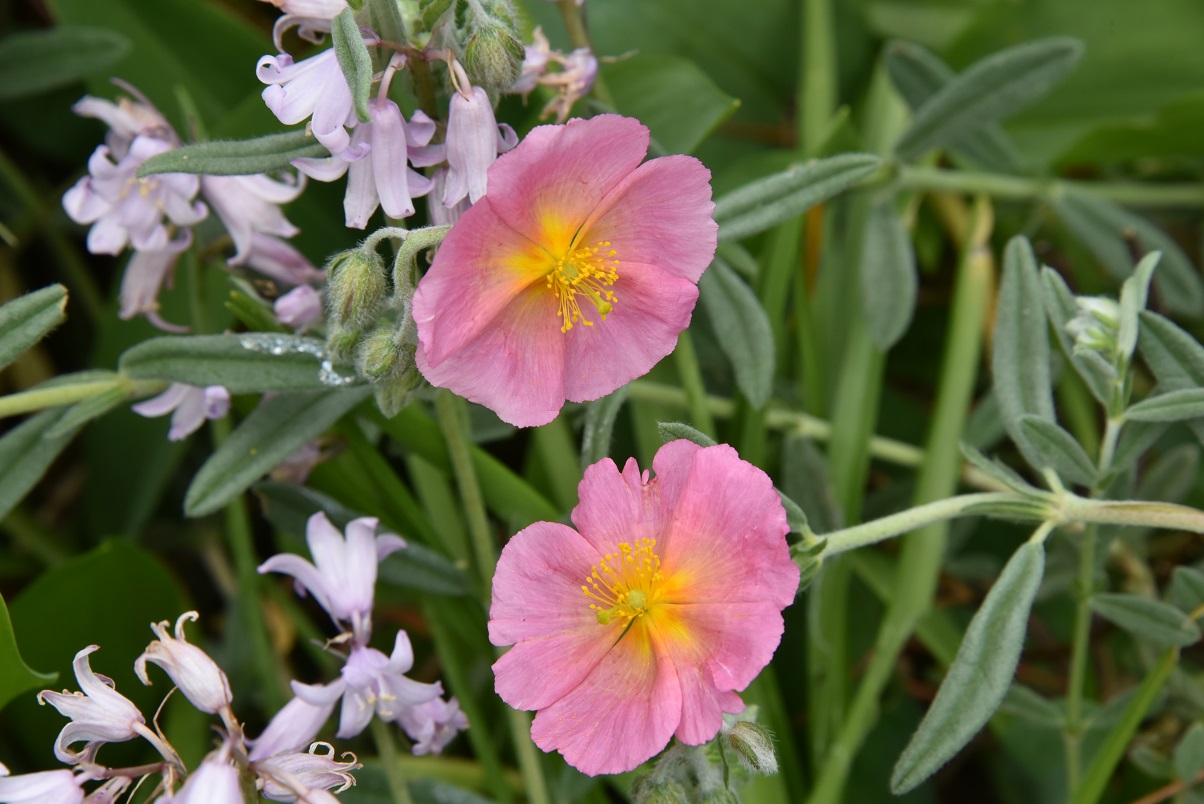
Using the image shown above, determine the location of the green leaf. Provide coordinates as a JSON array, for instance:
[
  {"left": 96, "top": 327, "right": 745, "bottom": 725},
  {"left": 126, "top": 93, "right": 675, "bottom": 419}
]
[
  {"left": 859, "top": 199, "right": 917, "bottom": 350},
  {"left": 999, "top": 683, "right": 1064, "bottom": 728},
  {"left": 333, "top": 8, "right": 372, "bottom": 123},
  {"left": 418, "top": 0, "right": 455, "bottom": 33},
  {"left": 137, "top": 131, "right": 327, "bottom": 177},
  {"left": 1091, "top": 593, "right": 1201, "bottom": 648},
  {"left": 1053, "top": 192, "right": 1204, "bottom": 318},
  {"left": 882, "top": 39, "right": 1023, "bottom": 172},
  {"left": 1138, "top": 310, "right": 1204, "bottom": 445},
  {"left": 960, "top": 444, "right": 1040, "bottom": 496},
  {"left": 714, "top": 153, "right": 880, "bottom": 243},
  {"left": 0, "top": 27, "right": 129, "bottom": 101},
  {"left": 120, "top": 334, "right": 348, "bottom": 394},
  {"left": 1126, "top": 388, "right": 1204, "bottom": 423},
  {"left": 994, "top": 237, "right": 1057, "bottom": 465},
  {"left": 580, "top": 385, "right": 629, "bottom": 471},
  {"left": 1041, "top": 267, "right": 1116, "bottom": 407},
  {"left": 656, "top": 421, "right": 718, "bottom": 448},
  {"left": 891, "top": 539, "right": 1046, "bottom": 794},
  {"left": 45, "top": 385, "right": 129, "bottom": 438},
  {"left": 782, "top": 435, "right": 843, "bottom": 533},
  {"left": 1017, "top": 415, "right": 1098, "bottom": 487},
  {"left": 185, "top": 387, "right": 372, "bottom": 517},
  {"left": 1117, "top": 252, "right": 1161, "bottom": 362},
  {"left": 0, "top": 408, "right": 83, "bottom": 521},
  {"left": 895, "top": 37, "right": 1083, "bottom": 160},
  {"left": 790, "top": 537, "right": 826, "bottom": 594},
  {"left": 0, "top": 284, "right": 67, "bottom": 371},
  {"left": 1168, "top": 566, "right": 1204, "bottom": 614},
  {"left": 602, "top": 53, "right": 740, "bottom": 155},
  {"left": 0, "top": 593, "right": 55, "bottom": 711},
  {"left": 699, "top": 258, "right": 774, "bottom": 407},
  {"left": 1175, "top": 723, "right": 1204, "bottom": 782}
]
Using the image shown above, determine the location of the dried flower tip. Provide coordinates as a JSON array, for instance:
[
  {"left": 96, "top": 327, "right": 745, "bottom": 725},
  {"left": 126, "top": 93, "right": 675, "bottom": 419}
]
[{"left": 725, "top": 721, "right": 778, "bottom": 776}]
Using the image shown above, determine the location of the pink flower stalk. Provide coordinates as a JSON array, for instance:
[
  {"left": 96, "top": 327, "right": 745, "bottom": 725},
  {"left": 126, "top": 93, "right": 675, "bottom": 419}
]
[
  {"left": 413, "top": 114, "right": 717, "bottom": 427},
  {"left": 258, "top": 513, "right": 406, "bottom": 643},
  {"left": 132, "top": 384, "right": 231, "bottom": 442},
  {"left": 258, "top": 49, "right": 356, "bottom": 154},
  {"left": 510, "top": 29, "right": 598, "bottom": 124},
  {"left": 38, "top": 647, "right": 147, "bottom": 765},
  {"left": 135, "top": 612, "right": 233, "bottom": 716},
  {"left": 489, "top": 440, "right": 799, "bottom": 775}
]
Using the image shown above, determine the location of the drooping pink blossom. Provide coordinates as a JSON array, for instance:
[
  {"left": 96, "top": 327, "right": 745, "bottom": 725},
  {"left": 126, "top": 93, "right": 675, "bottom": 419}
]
[
  {"left": 132, "top": 384, "right": 231, "bottom": 442},
  {"left": 135, "top": 612, "right": 233, "bottom": 716},
  {"left": 413, "top": 114, "right": 717, "bottom": 427},
  {"left": 258, "top": 49, "right": 356, "bottom": 155},
  {"left": 489, "top": 440, "right": 799, "bottom": 775},
  {"left": 38, "top": 647, "right": 147, "bottom": 765},
  {"left": 201, "top": 173, "right": 305, "bottom": 265}
]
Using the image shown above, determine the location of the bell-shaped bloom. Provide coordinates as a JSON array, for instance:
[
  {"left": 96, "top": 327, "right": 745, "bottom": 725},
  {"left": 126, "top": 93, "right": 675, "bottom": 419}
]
[
  {"left": 396, "top": 696, "right": 469, "bottom": 756},
  {"left": 38, "top": 647, "right": 147, "bottom": 765},
  {"left": 242, "top": 233, "right": 325, "bottom": 287},
  {"left": 158, "top": 741, "right": 240, "bottom": 804},
  {"left": 248, "top": 693, "right": 337, "bottom": 762},
  {"left": 201, "top": 174, "right": 304, "bottom": 265},
  {"left": 258, "top": 513, "right": 406, "bottom": 643},
  {"left": 441, "top": 84, "right": 516, "bottom": 207},
  {"left": 135, "top": 612, "right": 233, "bottom": 715},
  {"left": 275, "top": 285, "right": 324, "bottom": 330},
  {"left": 0, "top": 766, "right": 84, "bottom": 804},
  {"left": 261, "top": 0, "right": 348, "bottom": 50},
  {"left": 258, "top": 49, "right": 355, "bottom": 155},
  {"left": 252, "top": 743, "right": 359, "bottom": 803},
  {"left": 132, "top": 384, "right": 231, "bottom": 442},
  {"left": 413, "top": 114, "right": 717, "bottom": 427},
  {"left": 118, "top": 245, "right": 190, "bottom": 331},
  {"left": 489, "top": 440, "right": 799, "bottom": 775},
  {"left": 72, "top": 89, "right": 173, "bottom": 160},
  {"left": 292, "top": 632, "right": 442, "bottom": 739}
]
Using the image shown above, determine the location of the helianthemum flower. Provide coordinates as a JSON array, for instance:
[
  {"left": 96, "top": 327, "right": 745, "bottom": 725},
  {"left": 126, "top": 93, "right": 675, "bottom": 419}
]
[
  {"left": 413, "top": 114, "right": 717, "bottom": 427},
  {"left": 488, "top": 440, "right": 800, "bottom": 775}
]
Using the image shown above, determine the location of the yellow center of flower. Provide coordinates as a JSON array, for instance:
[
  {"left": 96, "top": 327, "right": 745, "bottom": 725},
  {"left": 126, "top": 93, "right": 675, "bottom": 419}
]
[
  {"left": 581, "top": 538, "right": 663, "bottom": 627},
  {"left": 546, "top": 240, "right": 619, "bottom": 333}
]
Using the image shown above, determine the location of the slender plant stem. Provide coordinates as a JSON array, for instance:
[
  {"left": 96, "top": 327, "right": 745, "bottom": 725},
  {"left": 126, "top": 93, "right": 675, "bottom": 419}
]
[
  {"left": 371, "top": 717, "right": 416, "bottom": 804},
  {"left": 896, "top": 165, "right": 1204, "bottom": 208},
  {"left": 0, "top": 379, "right": 153, "bottom": 419},
  {"left": 558, "top": 0, "right": 615, "bottom": 108},
  {"left": 433, "top": 390, "right": 551, "bottom": 804},
  {"left": 673, "top": 330, "right": 716, "bottom": 437}
]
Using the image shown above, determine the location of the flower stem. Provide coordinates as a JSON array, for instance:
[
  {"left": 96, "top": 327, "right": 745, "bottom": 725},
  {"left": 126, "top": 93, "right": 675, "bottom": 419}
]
[
  {"left": 0, "top": 377, "right": 161, "bottom": 420},
  {"left": 558, "top": 0, "right": 615, "bottom": 109},
  {"left": 673, "top": 331, "right": 716, "bottom": 437},
  {"left": 895, "top": 165, "right": 1204, "bottom": 208},
  {"left": 371, "top": 718, "right": 416, "bottom": 804}
]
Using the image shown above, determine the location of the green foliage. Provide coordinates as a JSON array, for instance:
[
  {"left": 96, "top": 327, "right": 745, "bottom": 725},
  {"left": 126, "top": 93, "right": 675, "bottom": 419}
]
[
  {"left": 0, "top": 28, "right": 129, "bottom": 100},
  {"left": 121, "top": 334, "right": 343, "bottom": 393},
  {"left": 0, "top": 409, "right": 83, "bottom": 522},
  {"left": 1089, "top": 594, "right": 1202, "bottom": 649},
  {"left": 858, "top": 199, "right": 917, "bottom": 351},
  {"left": 0, "top": 285, "right": 67, "bottom": 371},
  {"left": 333, "top": 7, "right": 374, "bottom": 123},
  {"left": 137, "top": 131, "right": 328, "bottom": 177},
  {"left": 699, "top": 258, "right": 774, "bottom": 408},
  {"left": 0, "top": 594, "right": 55, "bottom": 711}
]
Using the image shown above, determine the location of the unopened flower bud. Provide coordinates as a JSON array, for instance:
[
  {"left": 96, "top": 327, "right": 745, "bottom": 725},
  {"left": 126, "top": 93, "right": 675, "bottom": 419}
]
[
  {"left": 1066, "top": 295, "right": 1121, "bottom": 357},
  {"left": 357, "top": 327, "right": 406, "bottom": 382},
  {"left": 698, "top": 787, "right": 740, "bottom": 804},
  {"left": 374, "top": 350, "right": 422, "bottom": 418},
  {"left": 326, "top": 247, "right": 387, "bottom": 329},
  {"left": 326, "top": 324, "right": 363, "bottom": 363},
  {"left": 135, "top": 612, "right": 233, "bottom": 715},
  {"left": 726, "top": 721, "right": 778, "bottom": 776},
  {"left": 463, "top": 23, "right": 526, "bottom": 94},
  {"left": 630, "top": 775, "right": 689, "bottom": 804}
]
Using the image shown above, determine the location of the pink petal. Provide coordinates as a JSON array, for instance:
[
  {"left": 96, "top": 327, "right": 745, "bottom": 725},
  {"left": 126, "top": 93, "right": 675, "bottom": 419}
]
[
  {"left": 482, "top": 115, "right": 649, "bottom": 250},
  {"left": 562, "top": 260, "right": 699, "bottom": 402},
  {"left": 569, "top": 458, "right": 661, "bottom": 557},
  {"left": 582, "top": 155, "right": 717, "bottom": 283},
  {"left": 415, "top": 289, "right": 567, "bottom": 427},
  {"left": 529, "top": 629, "right": 680, "bottom": 776}
]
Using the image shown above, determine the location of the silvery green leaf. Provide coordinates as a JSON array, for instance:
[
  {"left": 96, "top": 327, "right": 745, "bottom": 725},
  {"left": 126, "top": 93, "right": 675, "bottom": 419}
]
[
  {"left": 121, "top": 334, "right": 347, "bottom": 394},
  {"left": 656, "top": 421, "right": 718, "bottom": 448},
  {"left": 185, "top": 387, "right": 371, "bottom": 517},
  {"left": 999, "top": 684, "right": 1064, "bottom": 728},
  {"left": 713, "top": 153, "right": 880, "bottom": 242},
  {"left": 332, "top": 7, "right": 372, "bottom": 123},
  {"left": 45, "top": 386, "right": 128, "bottom": 438},
  {"left": 883, "top": 39, "right": 1024, "bottom": 172},
  {"left": 782, "top": 435, "right": 843, "bottom": 532},
  {"left": 891, "top": 540, "right": 1045, "bottom": 794},
  {"left": 1109, "top": 419, "right": 1168, "bottom": 477},
  {"left": 137, "top": 131, "right": 327, "bottom": 177},
  {"left": 1117, "top": 252, "right": 1161, "bottom": 362},
  {"left": 1138, "top": 311, "right": 1204, "bottom": 445},
  {"left": 1041, "top": 267, "right": 1116, "bottom": 407},
  {"left": 0, "top": 409, "right": 83, "bottom": 521},
  {"left": 0, "top": 285, "right": 67, "bottom": 371},
  {"left": 1126, "top": 388, "right": 1204, "bottom": 423},
  {"left": 1017, "top": 415, "right": 1098, "bottom": 487},
  {"left": 1175, "top": 723, "right": 1204, "bottom": 782},
  {"left": 1168, "top": 566, "right": 1204, "bottom": 614},
  {"left": 859, "top": 199, "right": 917, "bottom": 351},
  {"left": 1090, "top": 592, "right": 1201, "bottom": 648},
  {"left": 0, "top": 27, "right": 129, "bottom": 100},
  {"left": 580, "top": 385, "right": 629, "bottom": 470},
  {"left": 960, "top": 443, "right": 1039, "bottom": 495},
  {"left": 894, "top": 38, "right": 1083, "bottom": 160},
  {"left": 1054, "top": 193, "right": 1204, "bottom": 318},
  {"left": 699, "top": 258, "right": 774, "bottom": 407}
]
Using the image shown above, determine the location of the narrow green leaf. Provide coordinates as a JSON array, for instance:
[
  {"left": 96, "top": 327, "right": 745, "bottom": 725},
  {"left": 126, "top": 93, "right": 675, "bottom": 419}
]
[
  {"left": 960, "top": 444, "right": 1040, "bottom": 496},
  {"left": 120, "top": 334, "right": 346, "bottom": 394},
  {"left": 1127, "top": 388, "right": 1204, "bottom": 423},
  {"left": 882, "top": 39, "right": 1023, "bottom": 172},
  {"left": 699, "top": 258, "right": 774, "bottom": 407},
  {"left": 1017, "top": 415, "right": 1098, "bottom": 487},
  {"left": 859, "top": 200, "right": 917, "bottom": 350},
  {"left": 999, "top": 683, "right": 1064, "bottom": 728},
  {"left": 184, "top": 388, "right": 371, "bottom": 517},
  {"left": 332, "top": 8, "right": 372, "bottom": 123},
  {"left": 0, "top": 409, "right": 82, "bottom": 521},
  {"left": 1091, "top": 593, "right": 1201, "bottom": 648},
  {"left": 895, "top": 37, "right": 1083, "bottom": 160},
  {"left": 656, "top": 421, "right": 718, "bottom": 448},
  {"left": 137, "top": 131, "right": 327, "bottom": 177},
  {"left": 580, "top": 385, "right": 629, "bottom": 471},
  {"left": 0, "top": 27, "right": 129, "bottom": 100},
  {"left": 1042, "top": 267, "right": 1116, "bottom": 407},
  {"left": 0, "top": 593, "right": 55, "bottom": 710},
  {"left": 782, "top": 435, "right": 843, "bottom": 533},
  {"left": 0, "top": 285, "right": 67, "bottom": 371},
  {"left": 713, "top": 153, "right": 880, "bottom": 243},
  {"left": 418, "top": 0, "right": 455, "bottom": 32},
  {"left": 45, "top": 385, "right": 128, "bottom": 438},
  {"left": 1168, "top": 566, "right": 1204, "bottom": 614},
  {"left": 1054, "top": 193, "right": 1204, "bottom": 318},
  {"left": 1111, "top": 420, "right": 1169, "bottom": 477},
  {"left": 1117, "top": 252, "right": 1161, "bottom": 362},
  {"left": 891, "top": 539, "right": 1046, "bottom": 794},
  {"left": 1175, "top": 723, "right": 1204, "bottom": 782},
  {"left": 1140, "top": 311, "right": 1204, "bottom": 388}
]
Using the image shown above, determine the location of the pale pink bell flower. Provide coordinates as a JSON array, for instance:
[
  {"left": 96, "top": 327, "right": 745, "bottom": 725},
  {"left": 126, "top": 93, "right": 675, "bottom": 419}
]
[{"left": 132, "top": 384, "right": 231, "bottom": 442}]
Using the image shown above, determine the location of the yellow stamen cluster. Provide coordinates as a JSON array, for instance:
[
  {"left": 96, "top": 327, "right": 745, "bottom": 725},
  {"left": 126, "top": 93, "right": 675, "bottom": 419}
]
[
  {"left": 546, "top": 240, "right": 619, "bottom": 332},
  {"left": 581, "top": 538, "right": 663, "bottom": 627}
]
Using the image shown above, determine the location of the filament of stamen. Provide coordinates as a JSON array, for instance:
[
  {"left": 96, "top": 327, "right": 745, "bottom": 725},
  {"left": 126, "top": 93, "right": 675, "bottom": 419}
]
[
  {"left": 546, "top": 240, "right": 619, "bottom": 332},
  {"left": 580, "top": 538, "right": 663, "bottom": 627}
]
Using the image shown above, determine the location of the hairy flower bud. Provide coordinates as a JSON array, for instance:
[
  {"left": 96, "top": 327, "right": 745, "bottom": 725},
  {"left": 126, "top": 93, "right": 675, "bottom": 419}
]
[
  {"left": 463, "top": 24, "right": 526, "bottom": 94},
  {"left": 357, "top": 327, "right": 406, "bottom": 382},
  {"left": 629, "top": 775, "right": 689, "bottom": 804},
  {"left": 373, "top": 349, "right": 422, "bottom": 418},
  {"left": 725, "top": 721, "right": 778, "bottom": 776},
  {"left": 1066, "top": 295, "right": 1121, "bottom": 358},
  {"left": 326, "top": 248, "right": 387, "bottom": 330}
]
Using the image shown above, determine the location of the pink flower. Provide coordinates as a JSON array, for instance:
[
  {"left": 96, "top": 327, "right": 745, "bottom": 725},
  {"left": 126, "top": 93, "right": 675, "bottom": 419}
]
[
  {"left": 135, "top": 612, "right": 233, "bottom": 716},
  {"left": 247, "top": 694, "right": 336, "bottom": 762},
  {"left": 413, "top": 114, "right": 717, "bottom": 427},
  {"left": 132, "top": 384, "right": 231, "bottom": 442},
  {"left": 488, "top": 440, "right": 799, "bottom": 775},
  {"left": 157, "top": 741, "right": 240, "bottom": 804},
  {"left": 275, "top": 285, "right": 324, "bottom": 330},
  {"left": 201, "top": 173, "right": 304, "bottom": 265},
  {"left": 0, "top": 765, "right": 84, "bottom": 804},
  {"left": 252, "top": 743, "right": 359, "bottom": 803},
  {"left": 258, "top": 49, "right": 355, "bottom": 155},
  {"left": 38, "top": 647, "right": 147, "bottom": 765}
]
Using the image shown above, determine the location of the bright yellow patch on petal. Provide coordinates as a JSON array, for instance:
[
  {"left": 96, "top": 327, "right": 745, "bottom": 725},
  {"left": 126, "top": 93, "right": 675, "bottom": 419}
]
[{"left": 581, "top": 539, "right": 664, "bottom": 628}]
